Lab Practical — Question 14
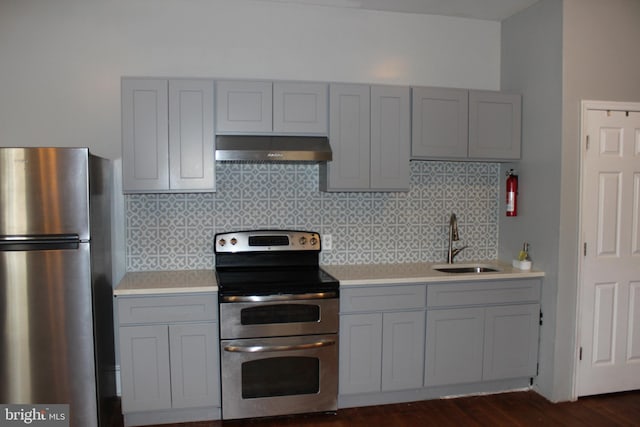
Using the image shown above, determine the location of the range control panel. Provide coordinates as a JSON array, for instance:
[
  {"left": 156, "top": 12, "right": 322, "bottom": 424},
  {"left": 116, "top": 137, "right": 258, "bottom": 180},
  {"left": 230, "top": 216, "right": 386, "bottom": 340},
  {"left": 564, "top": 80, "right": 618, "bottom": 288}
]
[{"left": 214, "top": 230, "right": 321, "bottom": 253}]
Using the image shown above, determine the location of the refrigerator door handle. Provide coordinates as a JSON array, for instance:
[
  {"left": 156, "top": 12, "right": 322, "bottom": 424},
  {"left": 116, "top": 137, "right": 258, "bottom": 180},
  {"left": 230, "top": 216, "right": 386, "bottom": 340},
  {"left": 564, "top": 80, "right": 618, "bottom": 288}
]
[{"left": 0, "top": 234, "right": 80, "bottom": 251}]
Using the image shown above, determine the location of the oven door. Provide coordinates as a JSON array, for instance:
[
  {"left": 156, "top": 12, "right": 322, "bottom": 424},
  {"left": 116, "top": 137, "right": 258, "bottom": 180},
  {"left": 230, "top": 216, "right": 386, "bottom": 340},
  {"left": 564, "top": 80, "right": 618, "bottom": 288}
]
[
  {"left": 219, "top": 294, "right": 338, "bottom": 339},
  {"left": 221, "top": 334, "right": 338, "bottom": 420}
]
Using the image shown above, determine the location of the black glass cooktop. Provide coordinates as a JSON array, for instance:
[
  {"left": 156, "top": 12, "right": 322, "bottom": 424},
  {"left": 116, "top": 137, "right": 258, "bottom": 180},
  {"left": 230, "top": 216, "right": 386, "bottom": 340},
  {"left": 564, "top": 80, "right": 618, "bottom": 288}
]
[{"left": 215, "top": 266, "right": 339, "bottom": 297}]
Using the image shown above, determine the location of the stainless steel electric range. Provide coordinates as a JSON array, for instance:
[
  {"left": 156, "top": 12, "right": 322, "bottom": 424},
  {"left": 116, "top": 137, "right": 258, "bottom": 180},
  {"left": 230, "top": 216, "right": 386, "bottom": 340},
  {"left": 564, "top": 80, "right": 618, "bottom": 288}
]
[{"left": 214, "top": 230, "right": 339, "bottom": 420}]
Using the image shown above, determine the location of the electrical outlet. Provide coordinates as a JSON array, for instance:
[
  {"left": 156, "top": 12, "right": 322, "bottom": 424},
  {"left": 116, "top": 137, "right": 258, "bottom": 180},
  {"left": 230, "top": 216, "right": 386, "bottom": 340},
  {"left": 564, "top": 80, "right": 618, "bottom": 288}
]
[{"left": 323, "top": 234, "right": 332, "bottom": 251}]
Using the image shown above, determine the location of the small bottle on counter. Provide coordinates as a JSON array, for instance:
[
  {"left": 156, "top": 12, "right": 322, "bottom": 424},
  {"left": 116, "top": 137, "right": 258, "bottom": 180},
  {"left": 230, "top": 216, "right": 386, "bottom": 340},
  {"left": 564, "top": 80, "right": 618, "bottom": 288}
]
[{"left": 514, "top": 242, "right": 532, "bottom": 270}]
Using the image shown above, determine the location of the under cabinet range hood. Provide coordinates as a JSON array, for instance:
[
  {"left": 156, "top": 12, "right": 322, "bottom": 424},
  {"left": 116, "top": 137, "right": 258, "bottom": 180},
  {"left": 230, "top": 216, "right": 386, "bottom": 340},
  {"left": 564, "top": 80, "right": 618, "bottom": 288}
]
[{"left": 215, "top": 135, "right": 332, "bottom": 162}]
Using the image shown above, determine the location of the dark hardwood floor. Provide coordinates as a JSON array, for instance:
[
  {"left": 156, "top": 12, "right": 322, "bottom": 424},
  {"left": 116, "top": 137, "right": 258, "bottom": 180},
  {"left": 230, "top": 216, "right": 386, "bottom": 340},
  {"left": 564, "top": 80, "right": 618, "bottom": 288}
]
[{"left": 111, "top": 390, "right": 640, "bottom": 427}]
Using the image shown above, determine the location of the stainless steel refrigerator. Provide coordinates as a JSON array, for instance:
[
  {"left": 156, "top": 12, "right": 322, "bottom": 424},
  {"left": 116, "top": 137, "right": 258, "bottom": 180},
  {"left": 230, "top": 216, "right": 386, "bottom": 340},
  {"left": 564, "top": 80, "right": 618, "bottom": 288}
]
[{"left": 0, "top": 147, "right": 116, "bottom": 427}]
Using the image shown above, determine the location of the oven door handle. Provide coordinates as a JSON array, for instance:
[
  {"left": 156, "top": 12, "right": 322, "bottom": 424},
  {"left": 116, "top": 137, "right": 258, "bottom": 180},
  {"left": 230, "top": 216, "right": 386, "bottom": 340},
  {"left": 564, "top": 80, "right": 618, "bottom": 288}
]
[
  {"left": 223, "top": 338, "right": 336, "bottom": 353},
  {"left": 221, "top": 291, "right": 338, "bottom": 303}
]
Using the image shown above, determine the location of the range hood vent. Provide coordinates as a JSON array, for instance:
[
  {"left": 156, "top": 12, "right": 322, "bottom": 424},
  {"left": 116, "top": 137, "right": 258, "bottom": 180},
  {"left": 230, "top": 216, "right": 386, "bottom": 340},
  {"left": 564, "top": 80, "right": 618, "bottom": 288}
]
[{"left": 215, "top": 135, "right": 332, "bottom": 163}]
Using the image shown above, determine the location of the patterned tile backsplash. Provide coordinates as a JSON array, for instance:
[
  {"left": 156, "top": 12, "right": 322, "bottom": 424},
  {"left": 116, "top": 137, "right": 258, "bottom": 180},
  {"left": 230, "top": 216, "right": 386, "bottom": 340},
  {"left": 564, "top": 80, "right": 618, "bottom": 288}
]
[{"left": 125, "top": 161, "right": 499, "bottom": 271}]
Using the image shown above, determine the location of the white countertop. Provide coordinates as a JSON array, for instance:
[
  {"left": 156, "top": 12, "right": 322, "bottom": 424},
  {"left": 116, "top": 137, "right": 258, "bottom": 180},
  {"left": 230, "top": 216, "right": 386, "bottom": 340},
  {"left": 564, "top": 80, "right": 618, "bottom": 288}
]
[
  {"left": 114, "top": 260, "right": 544, "bottom": 296},
  {"left": 114, "top": 269, "right": 217, "bottom": 296},
  {"left": 322, "top": 260, "right": 544, "bottom": 286}
]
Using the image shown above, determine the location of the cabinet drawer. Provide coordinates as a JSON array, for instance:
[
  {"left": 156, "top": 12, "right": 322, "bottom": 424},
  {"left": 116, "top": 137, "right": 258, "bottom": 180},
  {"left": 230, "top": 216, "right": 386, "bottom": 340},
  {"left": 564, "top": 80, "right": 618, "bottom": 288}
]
[
  {"left": 427, "top": 279, "right": 541, "bottom": 308},
  {"left": 118, "top": 294, "right": 217, "bottom": 324},
  {"left": 341, "top": 285, "right": 426, "bottom": 312}
]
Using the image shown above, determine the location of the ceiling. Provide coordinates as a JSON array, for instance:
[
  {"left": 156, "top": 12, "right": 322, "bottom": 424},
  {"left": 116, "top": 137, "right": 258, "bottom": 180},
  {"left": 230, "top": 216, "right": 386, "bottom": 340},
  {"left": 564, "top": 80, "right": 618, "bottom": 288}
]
[{"left": 252, "top": 0, "right": 540, "bottom": 21}]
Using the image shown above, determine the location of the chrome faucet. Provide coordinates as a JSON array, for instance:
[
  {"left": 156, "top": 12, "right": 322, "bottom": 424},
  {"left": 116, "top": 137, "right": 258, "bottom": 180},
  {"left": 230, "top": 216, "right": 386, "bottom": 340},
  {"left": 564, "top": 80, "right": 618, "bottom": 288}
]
[{"left": 447, "top": 213, "right": 468, "bottom": 263}]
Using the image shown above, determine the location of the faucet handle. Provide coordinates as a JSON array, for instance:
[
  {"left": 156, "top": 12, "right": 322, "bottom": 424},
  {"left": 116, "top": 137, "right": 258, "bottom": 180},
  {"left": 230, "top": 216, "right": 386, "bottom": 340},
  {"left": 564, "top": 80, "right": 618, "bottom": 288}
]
[{"left": 451, "top": 245, "right": 468, "bottom": 258}]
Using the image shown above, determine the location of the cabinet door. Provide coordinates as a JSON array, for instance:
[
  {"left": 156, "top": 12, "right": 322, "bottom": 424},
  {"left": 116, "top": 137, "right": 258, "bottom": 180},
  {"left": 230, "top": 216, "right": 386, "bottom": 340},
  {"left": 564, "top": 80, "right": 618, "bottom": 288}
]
[
  {"left": 322, "top": 84, "right": 371, "bottom": 191},
  {"left": 468, "top": 91, "right": 521, "bottom": 159},
  {"left": 424, "top": 308, "right": 484, "bottom": 386},
  {"left": 411, "top": 87, "right": 468, "bottom": 159},
  {"left": 122, "top": 78, "right": 169, "bottom": 192},
  {"left": 483, "top": 304, "right": 540, "bottom": 380},
  {"left": 381, "top": 310, "right": 425, "bottom": 391},
  {"left": 168, "top": 80, "right": 215, "bottom": 191},
  {"left": 216, "top": 80, "right": 272, "bottom": 133},
  {"left": 339, "top": 313, "right": 382, "bottom": 394},
  {"left": 370, "top": 86, "right": 410, "bottom": 191},
  {"left": 119, "top": 325, "right": 171, "bottom": 412},
  {"left": 273, "top": 82, "right": 328, "bottom": 134},
  {"left": 169, "top": 323, "right": 220, "bottom": 408}
]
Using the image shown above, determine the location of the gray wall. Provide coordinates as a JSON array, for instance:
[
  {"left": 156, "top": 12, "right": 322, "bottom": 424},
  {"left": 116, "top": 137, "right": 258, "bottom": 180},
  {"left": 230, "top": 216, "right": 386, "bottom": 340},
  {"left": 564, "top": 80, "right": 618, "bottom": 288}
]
[
  {"left": 0, "top": 0, "right": 500, "bottom": 160},
  {"left": 556, "top": 0, "right": 640, "bottom": 401},
  {"left": 503, "top": 0, "right": 640, "bottom": 402},
  {"left": 500, "top": 0, "right": 563, "bottom": 401}
]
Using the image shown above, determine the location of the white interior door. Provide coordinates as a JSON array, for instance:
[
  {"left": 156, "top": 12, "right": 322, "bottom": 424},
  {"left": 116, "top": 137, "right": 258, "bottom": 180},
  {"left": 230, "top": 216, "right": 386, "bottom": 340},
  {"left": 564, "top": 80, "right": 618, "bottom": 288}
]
[{"left": 577, "top": 103, "right": 640, "bottom": 396}]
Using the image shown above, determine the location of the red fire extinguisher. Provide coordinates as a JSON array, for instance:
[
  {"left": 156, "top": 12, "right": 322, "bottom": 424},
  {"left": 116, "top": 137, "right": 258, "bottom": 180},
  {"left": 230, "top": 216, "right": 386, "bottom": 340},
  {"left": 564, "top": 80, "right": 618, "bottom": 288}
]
[{"left": 506, "top": 169, "right": 518, "bottom": 216}]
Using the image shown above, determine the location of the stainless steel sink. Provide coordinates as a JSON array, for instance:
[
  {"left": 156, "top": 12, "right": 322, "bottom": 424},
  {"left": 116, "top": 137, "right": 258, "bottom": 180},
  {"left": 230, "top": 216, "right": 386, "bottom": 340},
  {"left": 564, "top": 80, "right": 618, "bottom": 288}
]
[{"left": 433, "top": 264, "right": 501, "bottom": 274}]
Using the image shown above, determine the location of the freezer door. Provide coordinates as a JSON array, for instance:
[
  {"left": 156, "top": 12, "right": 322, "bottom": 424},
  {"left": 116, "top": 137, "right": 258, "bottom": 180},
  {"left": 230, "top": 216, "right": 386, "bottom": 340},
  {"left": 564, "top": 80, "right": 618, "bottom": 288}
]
[
  {"left": 0, "top": 243, "right": 99, "bottom": 427},
  {"left": 0, "top": 148, "right": 90, "bottom": 240}
]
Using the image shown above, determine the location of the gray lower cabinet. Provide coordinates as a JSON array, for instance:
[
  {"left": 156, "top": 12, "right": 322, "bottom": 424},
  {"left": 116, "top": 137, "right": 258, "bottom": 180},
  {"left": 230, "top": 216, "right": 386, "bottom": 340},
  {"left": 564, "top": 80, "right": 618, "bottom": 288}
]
[
  {"left": 411, "top": 87, "right": 521, "bottom": 161},
  {"left": 339, "top": 278, "right": 542, "bottom": 407},
  {"left": 119, "top": 324, "right": 172, "bottom": 412},
  {"left": 339, "top": 284, "right": 426, "bottom": 394},
  {"left": 340, "top": 311, "right": 426, "bottom": 394},
  {"left": 117, "top": 294, "right": 220, "bottom": 425},
  {"left": 381, "top": 310, "right": 426, "bottom": 391},
  {"left": 321, "top": 84, "right": 410, "bottom": 191},
  {"left": 482, "top": 304, "right": 540, "bottom": 380},
  {"left": 425, "top": 279, "right": 541, "bottom": 387},
  {"left": 339, "top": 313, "right": 382, "bottom": 394},
  {"left": 168, "top": 323, "right": 219, "bottom": 408},
  {"left": 122, "top": 78, "right": 215, "bottom": 193},
  {"left": 425, "top": 307, "right": 485, "bottom": 386}
]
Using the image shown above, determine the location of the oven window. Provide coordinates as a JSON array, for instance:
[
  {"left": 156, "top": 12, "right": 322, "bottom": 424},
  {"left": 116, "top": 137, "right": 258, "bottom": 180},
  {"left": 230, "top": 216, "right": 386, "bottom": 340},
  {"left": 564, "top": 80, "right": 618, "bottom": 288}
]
[
  {"left": 240, "top": 304, "right": 320, "bottom": 325},
  {"left": 242, "top": 357, "right": 319, "bottom": 398}
]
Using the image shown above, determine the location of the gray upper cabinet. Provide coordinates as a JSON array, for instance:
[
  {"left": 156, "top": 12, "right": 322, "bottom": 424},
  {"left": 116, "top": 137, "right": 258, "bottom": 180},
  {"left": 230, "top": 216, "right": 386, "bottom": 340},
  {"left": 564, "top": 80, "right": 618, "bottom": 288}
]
[
  {"left": 215, "top": 80, "right": 272, "bottom": 133},
  {"left": 322, "top": 83, "right": 370, "bottom": 191},
  {"left": 321, "top": 84, "right": 410, "bottom": 192},
  {"left": 122, "top": 78, "right": 215, "bottom": 193},
  {"left": 216, "top": 80, "right": 328, "bottom": 135},
  {"left": 370, "top": 85, "right": 411, "bottom": 190},
  {"left": 122, "top": 78, "right": 169, "bottom": 192},
  {"left": 169, "top": 80, "right": 215, "bottom": 191},
  {"left": 273, "top": 82, "right": 328, "bottom": 134},
  {"left": 468, "top": 90, "right": 521, "bottom": 159},
  {"left": 411, "top": 87, "right": 468, "bottom": 159},
  {"left": 411, "top": 87, "right": 521, "bottom": 161}
]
